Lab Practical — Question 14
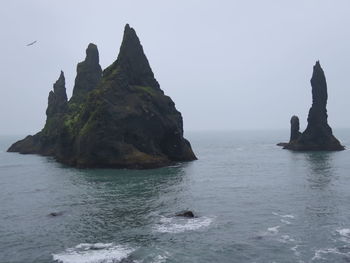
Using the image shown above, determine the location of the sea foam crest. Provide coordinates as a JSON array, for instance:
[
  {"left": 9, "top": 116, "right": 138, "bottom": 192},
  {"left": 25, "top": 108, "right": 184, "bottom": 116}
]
[
  {"left": 311, "top": 248, "right": 345, "bottom": 261},
  {"left": 154, "top": 216, "right": 213, "bottom": 233},
  {"left": 337, "top": 228, "right": 350, "bottom": 238},
  {"left": 52, "top": 242, "right": 134, "bottom": 263},
  {"left": 267, "top": 225, "right": 280, "bottom": 235},
  {"left": 272, "top": 212, "right": 295, "bottom": 219}
]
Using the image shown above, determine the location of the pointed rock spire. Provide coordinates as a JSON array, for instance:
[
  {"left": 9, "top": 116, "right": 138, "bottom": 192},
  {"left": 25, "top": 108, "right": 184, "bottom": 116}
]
[
  {"left": 46, "top": 71, "right": 68, "bottom": 117},
  {"left": 71, "top": 43, "right": 102, "bottom": 102},
  {"left": 305, "top": 61, "right": 331, "bottom": 133},
  {"left": 284, "top": 61, "right": 344, "bottom": 151},
  {"left": 104, "top": 24, "right": 160, "bottom": 90},
  {"left": 311, "top": 61, "right": 328, "bottom": 109}
]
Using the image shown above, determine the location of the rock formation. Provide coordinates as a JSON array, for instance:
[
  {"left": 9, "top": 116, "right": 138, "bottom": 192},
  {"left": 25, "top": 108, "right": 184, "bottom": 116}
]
[
  {"left": 277, "top": 115, "right": 301, "bottom": 147},
  {"left": 289, "top": 115, "right": 301, "bottom": 143},
  {"left": 46, "top": 71, "right": 68, "bottom": 118},
  {"left": 176, "top": 211, "right": 195, "bottom": 218},
  {"left": 70, "top": 43, "right": 102, "bottom": 104},
  {"left": 8, "top": 24, "right": 197, "bottom": 168},
  {"left": 283, "top": 61, "right": 344, "bottom": 151}
]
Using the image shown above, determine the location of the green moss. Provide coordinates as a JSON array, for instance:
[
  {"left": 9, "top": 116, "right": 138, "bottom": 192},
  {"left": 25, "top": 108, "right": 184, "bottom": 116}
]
[
  {"left": 134, "top": 85, "right": 157, "bottom": 96},
  {"left": 64, "top": 113, "right": 80, "bottom": 130}
]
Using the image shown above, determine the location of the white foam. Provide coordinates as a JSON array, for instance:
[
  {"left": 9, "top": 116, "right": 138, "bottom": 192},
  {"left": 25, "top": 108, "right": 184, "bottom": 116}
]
[
  {"left": 152, "top": 252, "right": 170, "bottom": 263},
  {"left": 291, "top": 245, "right": 301, "bottom": 257},
  {"left": 280, "top": 219, "right": 291, "bottom": 225},
  {"left": 337, "top": 228, "right": 350, "bottom": 237},
  {"left": 278, "top": 234, "right": 295, "bottom": 243},
  {"left": 272, "top": 212, "right": 295, "bottom": 219},
  {"left": 311, "top": 247, "right": 350, "bottom": 261},
  {"left": 281, "top": 214, "right": 295, "bottom": 219},
  {"left": 267, "top": 225, "right": 280, "bottom": 234},
  {"left": 155, "top": 216, "right": 213, "bottom": 233},
  {"left": 52, "top": 243, "right": 134, "bottom": 263}
]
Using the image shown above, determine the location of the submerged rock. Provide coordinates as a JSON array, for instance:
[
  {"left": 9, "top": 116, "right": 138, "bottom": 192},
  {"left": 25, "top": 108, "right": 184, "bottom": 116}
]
[
  {"left": 283, "top": 61, "right": 344, "bottom": 151},
  {"left": 48, "top": 211, "right": 64, "bottom": 217},
  {"left": 176, "top": 211, "right": 195, "bottom": 218},
  {"left": 8, "top": 24, "right": 197, "bottom": 168}
]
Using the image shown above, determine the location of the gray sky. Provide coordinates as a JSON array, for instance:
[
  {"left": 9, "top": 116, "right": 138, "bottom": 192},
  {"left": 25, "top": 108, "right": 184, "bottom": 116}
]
[{"left": 1, "top": 0, "right": 350, "bottom": 135}]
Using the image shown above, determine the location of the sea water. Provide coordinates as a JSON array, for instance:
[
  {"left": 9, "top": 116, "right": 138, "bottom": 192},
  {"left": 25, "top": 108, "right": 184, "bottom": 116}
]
[{"left": 1, "top": 130, "right": 350, "bottom": 263}]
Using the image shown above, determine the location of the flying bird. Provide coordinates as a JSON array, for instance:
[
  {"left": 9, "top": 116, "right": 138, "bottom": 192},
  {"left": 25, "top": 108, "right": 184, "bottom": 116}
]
[{"left": 26, "top": 40, "right": 37, "bottom": 46}]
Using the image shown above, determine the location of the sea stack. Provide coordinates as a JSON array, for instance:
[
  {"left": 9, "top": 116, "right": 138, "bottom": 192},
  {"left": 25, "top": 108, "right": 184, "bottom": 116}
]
[
  {"left": 289, "top": 115, "right": 301, "bottom": 143},
  {"left": 283, "top": 61, "right": 344, "bottom": 151},
  {"left": 8, "top": 24, "right": 197, "bottom": 168}
]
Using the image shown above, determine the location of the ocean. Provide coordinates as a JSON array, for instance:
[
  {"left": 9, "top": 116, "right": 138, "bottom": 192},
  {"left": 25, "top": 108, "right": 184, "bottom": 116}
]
[{"left": 1, "top": 130, "right": 350, "bottom": 263}]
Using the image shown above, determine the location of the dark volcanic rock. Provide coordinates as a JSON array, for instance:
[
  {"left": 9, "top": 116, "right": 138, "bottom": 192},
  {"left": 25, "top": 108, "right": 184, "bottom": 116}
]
[
  {"left": 289, "top": 115, "right": 301, "bottom": 143},
  {"left": 71, "top": 43, "right": 102, "bottom": 103},
  {"left": 48, "top": 211, "right": 64, "bottom": 217},
  {"left": 176, "top": 211, "right": 195, "bottom": 218},
  {"left": 8, "top": 24, "right": 197, "bottom": 168},
  {"left": 277, "top": 116, "right": 300, "bottom": 147},
  {"left": 46, "top": 71, "right": 68, "bottom": 118},
  {"left": 103, "top": 24, "right": 160, "bottom": 90},
  {"left": 283, "top": 61, "right": 344, "bottom": 151}
]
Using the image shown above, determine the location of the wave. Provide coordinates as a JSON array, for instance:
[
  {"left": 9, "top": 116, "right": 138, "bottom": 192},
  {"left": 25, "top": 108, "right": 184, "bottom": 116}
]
[
  {"left": 154, "top": 216, "right": 213, "bottom": 233},
  {"left": 272, "top": 212, "right": 295, "bottom": 219},
  {"left": 52, "top": 243, "right": 134, "bottom": 263},
  {"left": 280, "top": 219, "right": 291, "bottom": 225},
  {"left": 278, "top": 234, "right": 295, "bottom": 243},
  {"left": 311, "top": 248, "right": 346, "bottom": 261},
  {"left": 337, "top": 228, "right": 350, "bottom": 238},
  {"left": 291, "top": 245, "right": 301, "bottom": 257},
  {"left": 267, "top": 225, "right": 280, "bottom": 235}
]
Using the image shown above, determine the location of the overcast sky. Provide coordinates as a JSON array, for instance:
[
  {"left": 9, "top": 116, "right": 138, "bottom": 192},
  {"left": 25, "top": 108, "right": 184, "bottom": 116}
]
[{"left": 0, "top": 0, "right": 349, "bottom": 135}]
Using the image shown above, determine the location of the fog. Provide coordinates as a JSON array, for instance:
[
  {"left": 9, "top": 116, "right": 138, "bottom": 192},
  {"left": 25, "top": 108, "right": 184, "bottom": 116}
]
[{"left": 1, "top": 0, "right": 349, "bottom": 135}]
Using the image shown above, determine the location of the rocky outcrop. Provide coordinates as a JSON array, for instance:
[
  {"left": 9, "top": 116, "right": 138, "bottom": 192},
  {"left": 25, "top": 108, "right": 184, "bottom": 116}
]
[
  {"left": 8, "top": 24, "right": 197, "bottom": 168},
  {"left": 289, "top": 115, "right": 301, "bottom": 143},
  {"left": 176, "top": 211, "right": 195, "bottom": 218},
  {"left": 283, "top": 61, "right": 344, "bottom": 151}
]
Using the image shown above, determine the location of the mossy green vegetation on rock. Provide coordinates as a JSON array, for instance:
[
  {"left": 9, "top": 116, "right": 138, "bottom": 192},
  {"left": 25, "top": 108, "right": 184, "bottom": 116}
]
[{"left": 8, "top": 24, "right": 197, "bottom": 168}]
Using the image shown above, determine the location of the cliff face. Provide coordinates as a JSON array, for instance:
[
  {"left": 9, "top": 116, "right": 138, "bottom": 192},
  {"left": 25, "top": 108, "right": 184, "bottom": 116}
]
[
  {"left": 8, "top": 24, "right": 197, "bottom": 168},
  {"left": 284, "top": 61, "right": 344, "bottom": 151}
]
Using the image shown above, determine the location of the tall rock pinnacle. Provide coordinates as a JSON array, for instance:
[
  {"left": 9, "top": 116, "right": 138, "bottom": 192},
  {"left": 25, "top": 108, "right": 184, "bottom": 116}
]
[
  {"left": 46, "top": 71, "right": 68, "bottom": 118},
  {"left": 71, "top": 43, "right": 102, "bottom": 103},
  {"left": 104, "top": 24, "right": 160, "bottom": 90},
  {"left": 283, "top": 61, "right": 344, "bottom": 151},
  {"left": 289, "top": 115, "right": 301, "bottom": 142}
]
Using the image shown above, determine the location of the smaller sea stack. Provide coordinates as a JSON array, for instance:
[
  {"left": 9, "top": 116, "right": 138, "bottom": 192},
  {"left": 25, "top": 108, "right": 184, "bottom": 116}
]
[
  {"left": 289, "top": 115, "right": 301, "bottom": 143},
  {"left": 283, "top": 61, "right": 344, "bottom": 151}
]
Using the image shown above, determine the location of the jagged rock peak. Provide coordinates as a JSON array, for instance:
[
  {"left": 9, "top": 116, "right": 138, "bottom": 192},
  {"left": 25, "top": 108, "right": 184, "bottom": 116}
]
[
  {"left": 104, "top": 24, "right": 160, "bottom": 89},
  {"left": 53, "top": 71, "right": 67, "bottom": 100},
  {"left": 311, "top": 60, "right": 328, "bottom": 108},
  {"left": 46, "top": 71, "right": 68, "bottom": 117},
  {"left": 71, "top": 43, "right": 102, "bottom": 102},
  {"left": 85, "top": 43, "right": 100, "bottom": 65}
]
